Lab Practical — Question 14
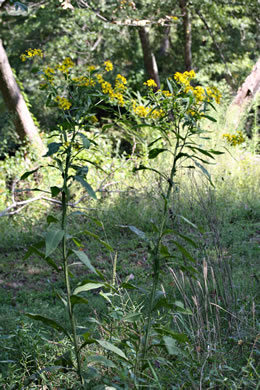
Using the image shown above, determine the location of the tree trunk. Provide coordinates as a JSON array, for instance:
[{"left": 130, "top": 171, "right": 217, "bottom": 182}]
[
  {"left": 179, "top": 0, "right": 192, "bottom": 71},
  {"left": 228, "top": 58, "right": 260, "bottom": 128},
  {"left": 0, "top": 39, "right": 45, "bottom": 153},
  {"left": 138, "top": 26, "right": 160, "bottom": 89},
  {"left": 232, "top": 58, "right": 260, "bottom": 106}
]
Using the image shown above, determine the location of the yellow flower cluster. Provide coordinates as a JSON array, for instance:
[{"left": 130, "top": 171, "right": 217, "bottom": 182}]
[
  {"left": 56, "top": 57, "right": 74, "bottom": 74},
  {"left": 43, "top": 66, "right": 55, "bottom": 85},
  {"left": 72, "top": 76, "right": 96, "bottom": 87},
  {"left": 20, "top": 48, "right": 43, "bottom": 62},
  {"left": 174, "top": 70, "right": 196, "bottom": 86},
  {"left": 55, "top": 96, "right": 71, "bottom": 110},
  {"left": 144, "top": 79, "right": 157, "bottom": 88},
  {"left": 96, "top": 73, "right": 125, "bottom": 106},
  {"left": 150, "top": 108, "right": 164, "bottom": 119},
  {"left": 174, "top": 70, "right": 221, "bottom": 104},
  {"left": 87, "top": 65, "right": 96, "bottom": 72},
  {"left": 161, "top": 90, "right": 172, "bottom": 97},
  {"left": 115, "top": 74, "right": 127, "bottom": 91},
  {"left": 223, "top": 131, "right": 245, "bottom": 146},
  {"left": 206, "top": 86, "right": 222, "bottom": 104},
  {"left": 104, "top": 60, "right": 113, "bottom": 72},
  {"left": 133, "top": 104, "right": 151, "bottom": 118}
]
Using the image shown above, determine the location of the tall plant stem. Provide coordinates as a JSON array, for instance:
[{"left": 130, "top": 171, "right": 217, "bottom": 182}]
[
  {"left": 142, "top": 148, "right": 178, "bottom": 360},
  {"left": 61, "top": 150, "right": 84, "bottom": 386}
]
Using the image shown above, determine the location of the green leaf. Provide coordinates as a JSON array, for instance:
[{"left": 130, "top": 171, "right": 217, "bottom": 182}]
[
  {"left": 96, "top": 340, "right": 128, "bottom": 361},
  {"left": 173, "top": 301, "right": 193, "bottom": 315},
  {"left": 43, "top": 142, "right": 62, "bottom": 157},
  {"left": 162, "top": 228, "right": 198, "bottom": 248},
  {"left": 74, "top": 176, "right": 97, "bottom": 199},
  {"left": 163, "top": 336, "right": 181, "bottom": 355},
  {"left": 148, "top": 137, "right": 163, "bottom": 147},
  {"left": 24, "top": 245, "right": 60, "bottom": 272},
  {"left": 25, "top": 313, "right": 71, "bottom": 340},
  {"left": 20, "top": 167, "right": 42, "bottom": 180},
  {"left": 73, "top": 282, "right": 104, "bottom": 295},
  {"left": 70, "top": 295, "right": 88, "bottom": 308},
  {"left": 45, "top": 229, "right": 64, "bottom": 257},
  {"left": 78, "top": 133, "right": 91, "bottom": 149},
  {"left": 160, "top": 244, "right": 170, "bottom": 257},
  {"left": 123, "top": 312, "right": 142, "bottom": 322},
  {"left": 148, "top": 148, "right": 168, "bottom": 159},
  {"left": 193, "top": 160, "right": 214, "bottom": 186},
  {"left": 83, "top": 229, "right": 113, "bottom": 251},
  {"left": 171, "top": 240, "right": 196, "bottom": 263},
  {"left": 87, "top": 355, "right": 116, "bottom": 368},
  {"left": 47, "top": 215, "right": 59, "bottom": 226},
  {"left": 202, "top": 114, "right": 217, "bottom": 122},
  {"left": 128, "top": 225, "right": 147, "bottom": 240},
  {"left": 133, "top": 165, "right": 168, "bottom": 181},
  {"left": 73, "top": 250, "right": 97, "bottom": 274},
  {"left": 50, "top": 186, "right": 61, "bottom": 197},
  {"left": 154, "top": 327, "right": 189, "bottom": 343}
]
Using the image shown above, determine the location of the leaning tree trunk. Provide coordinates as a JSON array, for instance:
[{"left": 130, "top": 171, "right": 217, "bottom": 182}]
[
  {"left": 179, "top": 0, "right": 192, "bottom": 71},
  {"left": 0, "top": 39, "right": 45, "bottom": 153},
  {"left": 138, "top": 26, "right": 160, "bottom": 89},
  {"left": 228, "top": 58, "right": 260, "bottom": 128}
]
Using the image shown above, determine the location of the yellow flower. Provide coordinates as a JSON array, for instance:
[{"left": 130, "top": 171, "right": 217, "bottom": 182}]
[
  {"left": 116, "top": 74, "right": 127, "bottom": 85},
  {"left": 43, "top": 66, "right": 55, "bottom": 85},
  {"left": 20, "top": 48, "right": 43, "bottom": 62},
  {"left": 101, "top": 81, "right": 113, "bottom": 95},
  {"left": 193, "top": 86, "right": 205, "bottom": 102},
  {"left": 150, "top": 108, "right": 164, "bottom": 119},
  {"left": 161, "top": 90, "right": 172, "bottom": 97},
  {"left": 56, "top": 57, "right": 74, "bottom": 74},
  {"left": 133, "top": 105, "right": 151, "bottom": 118},
  {"left": 104, "top": 60, "right": 113, "bottom": 72},
  {"left": 20, "top": 54, "right": 27, "bottom": 62},
  {"left": 144, "top": 79, "right": 157, "bottom": 88},
  {"left": 96, "top": 74, "right": 104, "bottom": 83},
  {"left": 223, "top": 131, "right": 245, "bottom": 146},
  {"left": 87, "top": 65, "right": 96, "bottom": 72},
  {"left": 72, "top": 76, "right": 96, "bottom": 87},
  {"left": 55, "top": 96, "right": 71, "bottom": 110}
]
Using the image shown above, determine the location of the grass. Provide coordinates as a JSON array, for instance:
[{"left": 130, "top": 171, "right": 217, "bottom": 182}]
[{"left": 0, "top": 110, "right": 259, "bottom": 389}]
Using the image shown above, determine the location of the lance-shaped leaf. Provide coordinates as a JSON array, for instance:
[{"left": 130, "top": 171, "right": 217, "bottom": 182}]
[
  {"left": 171, "top": 240, "right": 196, "bottom": 263},
  {"left": 45, "top": 229, "right": 64, "bottom": 257},
  {"left": 20, "top": 166, "right": 42, "bottom": 180},
  {"left": 25, "top": 313, "right": 71, "bottom": 340},
  {"left": 24, "top": 245, "right": 60, "bottom": 272},
  {"left": 133, "top": 165, "right": 168, "bottom": 181},
  {"left": 70, "top": 295, "right": 88, "bottom": 308},
  {"left": 154, "top": 327, "right": 189, "bottom": 343},
  {"left": 72, "top": 250, "right": 97, "bottom": 274},
  {"left": 163, "top": 336, "right": 182, "bottom": 356},
  {"left": 193, "top": 160, "right": 214, "bottom": 186},
  {"left": 78, "top": 133, "right": 91, "bottom": 149},
  {"left": 83, "top": 229, "right": 113, "bottom": 251},
  {"left": 73, "top": 282, "right": 104, "bottom": 295},
  {"left": 50, "top": 186, "right": 61, "bottom": 197},
  {"left": 96, "top": 340, "right": 128, "bottom": 361},
  {"left": 148, "top": 148, "right": 168, "bottom": 159},
  {"left": 128, "top": 225, "right": 147, "bottom": 241},
  {"left": 87, "top": 355, "right": 116, "bottom": 368},
  {"left": 43, "top": 142, "right": 62, "bottom": 157},
  {"left": 74, "top": 176, "right": 97, "bottom": 199}
]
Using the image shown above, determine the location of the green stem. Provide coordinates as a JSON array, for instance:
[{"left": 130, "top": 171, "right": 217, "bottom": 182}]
[
  {"left": 142, "top": 126, "right": 181, "bottom": 361},
  {"left": 61, "top": 149, "right": 84, "bottom": 387}
]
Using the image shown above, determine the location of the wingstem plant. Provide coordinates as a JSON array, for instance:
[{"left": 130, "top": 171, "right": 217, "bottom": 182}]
[{"left": 21, "top": 50, "right": 223, "bottom": 387}]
